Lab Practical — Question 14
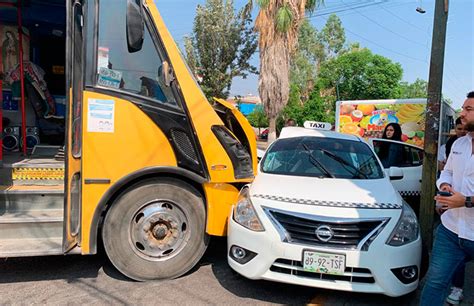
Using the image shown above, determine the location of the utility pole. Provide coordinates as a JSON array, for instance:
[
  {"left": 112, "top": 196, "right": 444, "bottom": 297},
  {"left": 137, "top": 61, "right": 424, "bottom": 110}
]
[{"left": 420, "top": 0, "right": 449, "bottom": 249}]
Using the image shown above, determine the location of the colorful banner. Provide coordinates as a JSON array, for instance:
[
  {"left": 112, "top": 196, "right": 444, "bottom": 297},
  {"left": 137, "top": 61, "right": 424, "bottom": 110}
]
[{"left": 338, "top": 102, "right": 426, "bottom": 147}]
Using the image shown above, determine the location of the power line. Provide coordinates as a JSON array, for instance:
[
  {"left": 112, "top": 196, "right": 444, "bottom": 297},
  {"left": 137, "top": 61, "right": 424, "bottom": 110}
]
[
  {"left": 320, "top": 15, "right": 428, "bottom": 63},
  {"left": 444, "top": 71, "right": 470, "bottom": 97},
  {"left": 445, "top": 64, "right": 471, "bottom": 91},
  {"left": 377, "top": 3, "right": 428, "bottom": 33},
  {"left": 339, "top": 0, "right": 426, "bottom": 47},
  {"left": 332, "top": 2, "right": 416, "bottom": 19},
  {"left": 307, "top": 1, "right": 388, "bottom": 18}
]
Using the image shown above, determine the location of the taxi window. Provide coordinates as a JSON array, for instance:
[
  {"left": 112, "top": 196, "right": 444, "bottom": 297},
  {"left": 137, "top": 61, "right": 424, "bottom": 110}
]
[
  {"left": 262, "top": 137, "right": 384, "bottom": 179},
  {"left": 373, "top": 140, "right": 423, "bottom": 168}
]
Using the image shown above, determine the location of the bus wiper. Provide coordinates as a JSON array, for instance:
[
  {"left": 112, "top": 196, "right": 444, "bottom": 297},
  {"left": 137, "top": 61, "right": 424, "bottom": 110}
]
[
  {"left": 319, "top": 148, "right": 368, "bottom": 179},
  {"left": 301, "top": 143, "right": 335, "bottom": 178}
]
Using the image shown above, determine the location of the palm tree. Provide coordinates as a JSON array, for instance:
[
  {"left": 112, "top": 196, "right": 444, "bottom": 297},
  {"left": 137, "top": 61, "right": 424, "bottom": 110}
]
[{"left": 250, "top": 0, "right": 323, "bottom": 141}]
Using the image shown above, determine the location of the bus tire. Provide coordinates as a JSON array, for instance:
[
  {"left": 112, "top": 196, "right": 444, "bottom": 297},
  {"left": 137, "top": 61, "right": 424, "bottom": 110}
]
[{"left": 102, "top": 179, "right": 209, "bottom": 281}]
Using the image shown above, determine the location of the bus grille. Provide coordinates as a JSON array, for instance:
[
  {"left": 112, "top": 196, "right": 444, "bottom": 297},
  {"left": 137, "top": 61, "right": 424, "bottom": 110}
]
[{"left": 170, "top": 129, "right": 199, "bottom": 164}]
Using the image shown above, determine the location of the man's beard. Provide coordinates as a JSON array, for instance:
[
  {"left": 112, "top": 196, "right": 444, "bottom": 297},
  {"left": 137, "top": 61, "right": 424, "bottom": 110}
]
[{"left": 465, "top": 120, "right": 474, "bottom": 132}]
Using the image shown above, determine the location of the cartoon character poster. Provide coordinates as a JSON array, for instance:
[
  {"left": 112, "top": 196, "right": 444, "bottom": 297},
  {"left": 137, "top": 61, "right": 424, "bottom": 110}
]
[{"left": 338, "top": 102, "right": 426, "bottom": 147}]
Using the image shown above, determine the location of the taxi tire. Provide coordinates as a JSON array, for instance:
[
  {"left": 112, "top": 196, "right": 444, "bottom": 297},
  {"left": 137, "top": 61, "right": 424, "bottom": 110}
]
[{"left": 102, "top": 178, "right": 209, "bottom": 281}]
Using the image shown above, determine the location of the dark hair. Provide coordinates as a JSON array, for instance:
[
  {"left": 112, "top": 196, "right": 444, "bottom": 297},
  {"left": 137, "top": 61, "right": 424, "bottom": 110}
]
[
  {"left": 455, "top": 117, "right": 462, "bottom": 125},
  {"left": 467, "top": 91, "right": 474, "bottom": 99},
  {"left": 382, "top": 123, "right": 402, "bottom": 141},
  {"left": 285, "top": 118, "right": 296, "bottom": 127}
]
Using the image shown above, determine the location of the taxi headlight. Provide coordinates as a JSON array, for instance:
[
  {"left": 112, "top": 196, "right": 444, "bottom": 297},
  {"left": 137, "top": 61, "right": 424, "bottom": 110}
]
[
  {"left": 386, "top": 203, "right": 419, "bottom": 246},
  {"left": 233, "top": 188, "right": 265, "bottom": 232}
]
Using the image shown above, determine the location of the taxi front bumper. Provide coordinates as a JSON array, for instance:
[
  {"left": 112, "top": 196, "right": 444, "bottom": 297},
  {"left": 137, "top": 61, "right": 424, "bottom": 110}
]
[{"left": 227, "top": 210, "right": 421, "bottom": 297}]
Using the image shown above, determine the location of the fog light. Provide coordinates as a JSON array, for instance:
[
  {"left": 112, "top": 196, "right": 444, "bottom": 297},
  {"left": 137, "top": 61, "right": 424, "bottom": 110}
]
[
  {"left": 231, "top": 246, "right": 246, "bottom": 259},
  {"left": 401, "top": 267, "right": 417, "bottom": 279},
  {"left": 391, "top": 266, "right": 419, "bottom": 284},
  {"left": 229, "top": 245, "right": 257, "bottom": 264}
]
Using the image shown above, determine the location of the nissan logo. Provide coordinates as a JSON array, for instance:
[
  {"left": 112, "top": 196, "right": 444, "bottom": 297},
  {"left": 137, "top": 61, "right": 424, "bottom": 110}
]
[{"left": 315, "top": 225, "right": 334, "bottom": 242}]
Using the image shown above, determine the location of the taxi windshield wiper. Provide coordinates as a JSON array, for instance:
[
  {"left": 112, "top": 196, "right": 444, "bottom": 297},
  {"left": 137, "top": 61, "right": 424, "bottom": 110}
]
[
  {"left": 301, "top": 143, "right": 335, "bottom": 178},
  {"left": 319, "top": 148, "right": 368, "bottom": 179}
]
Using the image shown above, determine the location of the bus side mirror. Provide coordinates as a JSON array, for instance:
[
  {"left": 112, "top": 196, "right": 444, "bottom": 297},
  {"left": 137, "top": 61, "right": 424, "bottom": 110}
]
[{"left": 126, "top": 0, "right": 144, "bottom": 53}]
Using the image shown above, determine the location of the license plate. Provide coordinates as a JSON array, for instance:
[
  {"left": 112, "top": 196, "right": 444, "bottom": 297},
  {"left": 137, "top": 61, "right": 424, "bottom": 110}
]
[{"left": 303, "top": 251, "right": 346, "bottom": 275}]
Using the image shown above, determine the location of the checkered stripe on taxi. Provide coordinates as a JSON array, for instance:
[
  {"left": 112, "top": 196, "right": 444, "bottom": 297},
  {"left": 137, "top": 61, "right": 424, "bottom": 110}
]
[
  {"left": 399, "top": 190, "right": 421, "bottom": 197},
  {"left": 252, "top": 194, "right": 402, "bottom": 209}
]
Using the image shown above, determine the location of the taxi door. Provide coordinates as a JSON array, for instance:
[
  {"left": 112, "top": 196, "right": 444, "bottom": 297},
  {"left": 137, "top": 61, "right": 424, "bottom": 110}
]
[{"left": 369, "top": 139, "right": 423, "bottom": 198}]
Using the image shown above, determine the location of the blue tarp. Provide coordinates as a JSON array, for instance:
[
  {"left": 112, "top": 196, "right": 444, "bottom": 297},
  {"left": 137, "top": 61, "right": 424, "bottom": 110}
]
[{"left": 238, "top": 103, "right": 257, "bottom": 116}]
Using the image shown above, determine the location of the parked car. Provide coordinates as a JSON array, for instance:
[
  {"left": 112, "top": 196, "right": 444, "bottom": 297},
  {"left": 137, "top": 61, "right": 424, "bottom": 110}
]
[
  {"left": 228, "top": 123, "right": 421, "bottom": 297},
  {"left": 259, "top": 128, "right": 269, "bottom": 140}
]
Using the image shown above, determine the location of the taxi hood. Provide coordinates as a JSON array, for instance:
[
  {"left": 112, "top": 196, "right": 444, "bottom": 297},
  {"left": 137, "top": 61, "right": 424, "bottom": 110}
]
[{"left": 250, "top": 173, "right": 403, "bottom": 209}]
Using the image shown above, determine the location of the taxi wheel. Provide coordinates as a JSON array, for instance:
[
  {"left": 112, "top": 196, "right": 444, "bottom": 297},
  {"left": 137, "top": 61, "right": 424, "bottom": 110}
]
[{"left": 102, "top": 178, "right": 209, "bottom": 281}]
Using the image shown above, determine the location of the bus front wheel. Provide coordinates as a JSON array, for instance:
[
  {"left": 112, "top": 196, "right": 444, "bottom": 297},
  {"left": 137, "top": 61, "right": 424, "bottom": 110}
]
[{"left": 102, "top": 179, "right": 209, "bottom": 281}]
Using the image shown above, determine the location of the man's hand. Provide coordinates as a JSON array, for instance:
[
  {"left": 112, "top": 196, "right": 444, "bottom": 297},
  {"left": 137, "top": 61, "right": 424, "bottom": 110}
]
[
  {"left": 439, "top": 183, "right": 453, "bottom": 193},
  {"left": 435, "top": 206, "right": 446, "bottom": 215},
  {"left": 434, "top": 191, "right": 466, "bottom": 210}
]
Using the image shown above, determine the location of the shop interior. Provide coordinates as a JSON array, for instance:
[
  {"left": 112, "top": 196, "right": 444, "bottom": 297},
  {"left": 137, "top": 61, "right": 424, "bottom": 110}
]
[{"left": 1, "top": 0, "right": 66, "bottom": 186}]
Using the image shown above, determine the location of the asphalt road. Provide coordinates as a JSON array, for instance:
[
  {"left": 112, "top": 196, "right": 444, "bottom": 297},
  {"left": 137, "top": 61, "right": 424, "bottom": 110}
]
[{"left": 0, "top": 237, "right": 434, "bottom": 305}]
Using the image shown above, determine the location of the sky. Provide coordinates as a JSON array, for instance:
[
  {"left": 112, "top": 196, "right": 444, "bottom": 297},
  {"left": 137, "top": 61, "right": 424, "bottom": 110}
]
[{"left": 155, "top": 0, "right": 474, "bottom": 110}]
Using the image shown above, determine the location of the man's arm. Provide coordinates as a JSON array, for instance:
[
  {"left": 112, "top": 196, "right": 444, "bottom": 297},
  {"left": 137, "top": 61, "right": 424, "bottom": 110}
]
[{"left": 437, "top": 145, "right": 454, "bottom": 191}]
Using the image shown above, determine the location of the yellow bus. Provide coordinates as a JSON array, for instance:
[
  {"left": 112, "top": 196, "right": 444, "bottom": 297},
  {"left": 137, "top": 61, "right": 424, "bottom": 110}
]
[{"left": 0, "top": 0, "right": 256, "bottom": 281}]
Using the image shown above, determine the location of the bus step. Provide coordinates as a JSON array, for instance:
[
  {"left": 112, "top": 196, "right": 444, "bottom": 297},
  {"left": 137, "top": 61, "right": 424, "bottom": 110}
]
[
  {"left": 0, "top": 237, "right": 64, "bottom": 257},
  {"left": 0, "top": 209, "right": 63, "bottom": 240},
  {"left": 0, "top": 185, "right": 64, "bottom": 212},
  {"left": 11, "top": 158, "right": 64, "bottom": 186}
]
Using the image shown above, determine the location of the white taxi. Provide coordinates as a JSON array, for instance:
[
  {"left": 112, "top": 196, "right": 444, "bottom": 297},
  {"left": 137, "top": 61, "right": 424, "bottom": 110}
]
[{"left": 227, "top": 122, "right": 421, "bottom": 297}]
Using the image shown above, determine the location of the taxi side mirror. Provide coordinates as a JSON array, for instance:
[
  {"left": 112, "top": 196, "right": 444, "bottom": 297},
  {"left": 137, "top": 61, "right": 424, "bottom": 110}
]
[{"left": 388, "top": 167, "right": 404, "bottom": 180}]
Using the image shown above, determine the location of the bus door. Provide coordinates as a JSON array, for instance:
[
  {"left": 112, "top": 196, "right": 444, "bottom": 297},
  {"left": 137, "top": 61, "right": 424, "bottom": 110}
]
[{"left": 63, "top": 0, "right": 85, "bottom": 252}]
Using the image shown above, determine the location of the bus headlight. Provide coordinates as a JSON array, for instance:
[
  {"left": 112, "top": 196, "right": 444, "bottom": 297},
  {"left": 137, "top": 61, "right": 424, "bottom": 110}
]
[
  {"left": 233, "top": 188, "right": 265, "bottom": 232},
  {"left": 386, "top": 203, "right": 419, "bottom": 246}
]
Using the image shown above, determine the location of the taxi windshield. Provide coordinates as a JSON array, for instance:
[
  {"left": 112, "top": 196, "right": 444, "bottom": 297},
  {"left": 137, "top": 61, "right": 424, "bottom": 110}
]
[{"left": 261, "top": 136, "right": 384, "bottom": 179}]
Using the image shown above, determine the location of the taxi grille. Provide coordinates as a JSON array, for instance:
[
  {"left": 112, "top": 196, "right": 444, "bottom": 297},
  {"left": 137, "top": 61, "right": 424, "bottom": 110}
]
[
  {"left": 267, "top": 209, "right": 385, "bottom": 249},
  {"left": 270, "top": 259, "right": 375, "bottom": 284}
]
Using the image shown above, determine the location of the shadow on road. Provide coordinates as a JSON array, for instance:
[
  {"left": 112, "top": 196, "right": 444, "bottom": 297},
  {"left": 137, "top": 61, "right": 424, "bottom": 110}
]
[
  {"left": 0, "top": 242, "right": 132, "bottom": 284},
  {"left": 201, "top": 237, "right": 317, "bottom": 304},
  {"left": 0, "top": 253, "right": 105, "bottom": 284}
]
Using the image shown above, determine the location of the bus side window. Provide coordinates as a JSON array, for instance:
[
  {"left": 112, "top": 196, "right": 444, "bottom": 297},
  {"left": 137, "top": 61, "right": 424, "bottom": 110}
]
[{"left": 97, "top": 0, "right": 178, "bottom": 108}]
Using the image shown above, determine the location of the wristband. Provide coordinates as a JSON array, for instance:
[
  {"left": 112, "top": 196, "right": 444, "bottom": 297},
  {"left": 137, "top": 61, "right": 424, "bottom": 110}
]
[{"left": 465, "top": 196, "right": 473, "bottom": 208}]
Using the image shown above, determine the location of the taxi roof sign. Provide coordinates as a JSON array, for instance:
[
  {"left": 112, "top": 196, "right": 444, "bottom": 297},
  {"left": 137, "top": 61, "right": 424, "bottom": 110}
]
[{"left": 303, "top": 121, "right": 332, "bottom": 130}]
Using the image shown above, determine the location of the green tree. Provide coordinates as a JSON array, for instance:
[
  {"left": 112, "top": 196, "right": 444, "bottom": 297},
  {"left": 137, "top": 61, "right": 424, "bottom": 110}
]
[
  {"left": 184, "top": 0, "right": 258, "bottom": 99},
  {"left": 248, "top": 0, "right": 324, "bottom": 141},
  {"left": 301, "top": 86, "right": 330, "bottom": 122},
  {"left": 278, "top": 84, "right": 330, "bottom": 131},
  {"left": 290, "top": 15, "right": 346, "bottom": 103},
  {"left": 290, "top": 20, "right": 324, "bottom": 102},
  {"left": 319, "top": 48, "right": 403, "bottom": 102},
  {"left": 247, "top": 105, "right": 269, "bottom": 134},
  {"left": 320, "top": 14, "right": 346, "bottom": 59},
  {"left": 398, "top": 78, "right": 428, "bottom": 98}
]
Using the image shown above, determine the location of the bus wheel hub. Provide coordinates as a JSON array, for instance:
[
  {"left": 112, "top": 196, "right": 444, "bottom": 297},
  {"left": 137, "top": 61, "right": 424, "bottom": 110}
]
[
  {"left": 152, "top": 223, "right": 168, "bottom": 240},
  {"left": 130, "top": 201, "right": 188, "bottom": 259}
]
